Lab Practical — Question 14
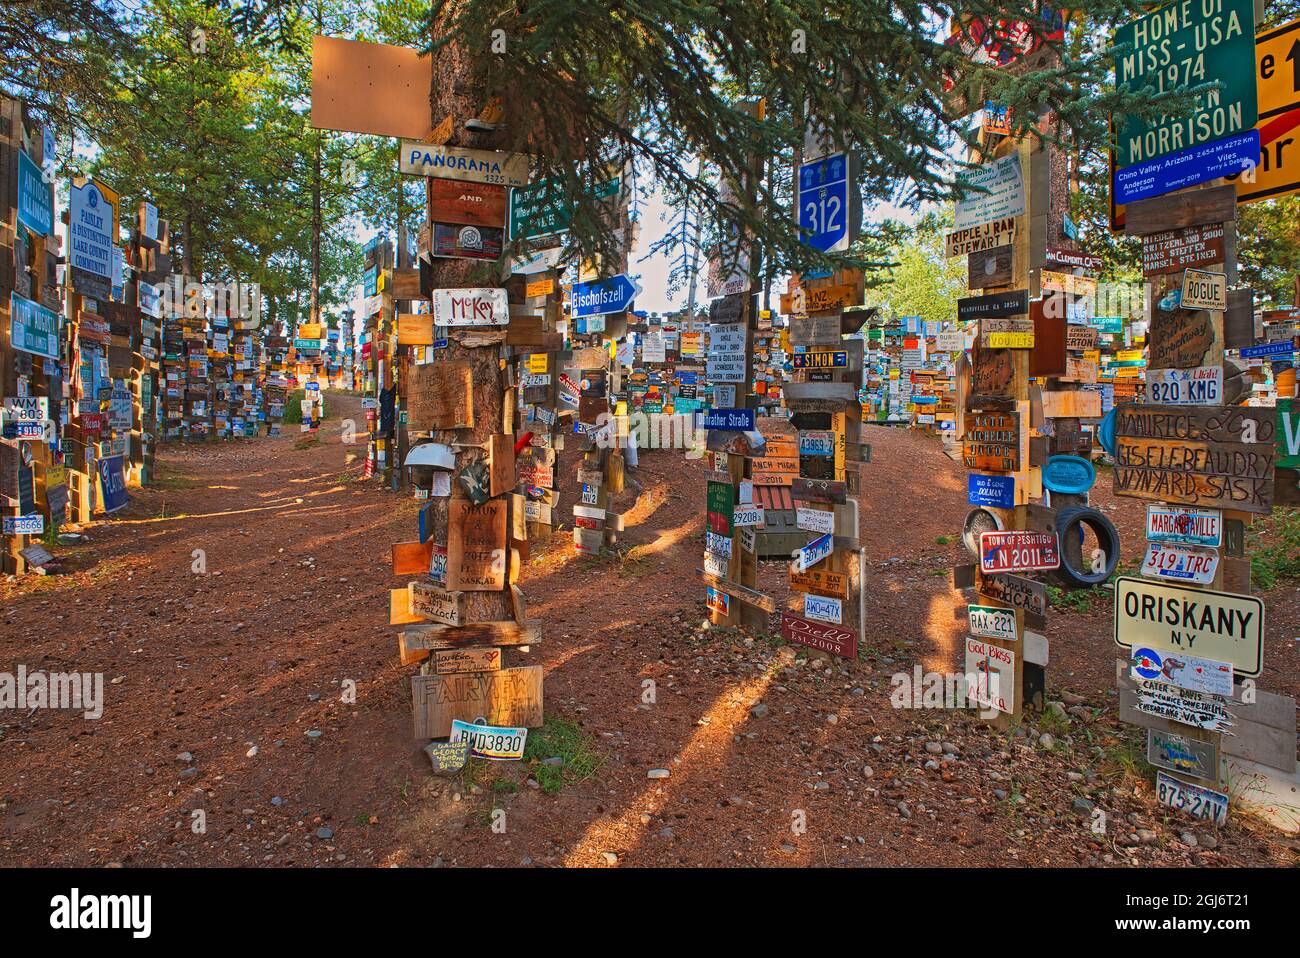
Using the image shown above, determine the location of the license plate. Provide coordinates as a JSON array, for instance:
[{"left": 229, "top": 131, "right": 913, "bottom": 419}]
[
  {"left": 979, "top": 531, "right": 1060, "bottom": 573},
  {"left": 449, "top": 720, "right": 528, "bottom": 761},
  {"left": 1141, "top": 542, "right": 1219, "bottom": 585},
  {"left": 1155, "top": 772, "right": 1227, "bottom": 825}
]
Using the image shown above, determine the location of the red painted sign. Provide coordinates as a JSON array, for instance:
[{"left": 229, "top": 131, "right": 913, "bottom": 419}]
[
  {"left": 780, "top": 612, "right": 857, "bottom": 659},
  {"left": 979, "top": 530, "right": 1060, "bottom": 573}
]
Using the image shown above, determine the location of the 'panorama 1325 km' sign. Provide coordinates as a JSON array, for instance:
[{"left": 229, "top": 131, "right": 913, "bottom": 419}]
[{"left": 1113, "top": 0, "right": 1258, "bottom": 169}]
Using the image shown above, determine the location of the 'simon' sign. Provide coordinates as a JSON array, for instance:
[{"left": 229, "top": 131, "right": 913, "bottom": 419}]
[
  {"left": 1113, "top": 0, "right": 1258, "bottom": 168},
  {"left": 780, "top": 612, "right": 857, "bottom": 658}
]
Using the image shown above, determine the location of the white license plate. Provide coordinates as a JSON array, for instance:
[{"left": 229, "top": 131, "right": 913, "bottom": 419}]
[
  {"left": 1156, "top": 772, "right": 1227, "bottom": 825},
  {"left": 449, "top": 720, "right": 528, "bottom": 761}
]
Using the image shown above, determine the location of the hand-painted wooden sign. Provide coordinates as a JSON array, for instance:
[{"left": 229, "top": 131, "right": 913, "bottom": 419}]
[
  {"left": 1042, "top": 454, "right": 1095, "bottom": 494},
  {"left": 944, "top": 216, "right": 1016, "bottom": 257},
  {"left": 964, "top": 637, "right": 1015, "bottom": 715},
  {"left": 399, "top": 141, "right": 530, "bottom": 186},
  {"left": 429, "top": 179, "right": 508, "bottom": 228},
  {"left": 789, "top": 566, "right": 847, "bottom": 598},
  {"left": 433, "top": 288, "right": 509, "bottom": 326},
  {"left": 434, "top": 646, "right": 501, "bottom": 674},
  {"left": 1135, "top": 685, "right": 1233, "bottom": 732},
  {"left": 446, "top": 499, "right": 507, "bottom": 591},
  {"left": 780, "top": 612, "right": 857, "bottom": 658},
  {"left": 1044, "top": 247, "right": 1102, "bottom": 271},
  {"left": 1148, "top": 306, "right": 1219, "bottom": 370},
  {"left": 968, "top": 604, "right": 1017, "bottom": 641},
  {"left": 409, "top": 582, "right": 463, "bottom": 626},
  {"left": 407, "top": 361, "right": 473, "bottom": 430},
  {"left": 975, "top": 571, "right": 1047, "bottom": 625},
  {"left": 962, "top": 411, "right": 1020, "bottom": 471},
  {"left": 751, "top": 456, "right": 799, "bottom": 486},
  {"left": 967, "top": 245, "right": 1014, "bottom": 289},
  {"left": 1141, "top": 224, "right": 1225, "bottom": 275},
  {"left": 411, "top": 666, "right": 542, "bottom": 739},
  {"left": 1146, "top": 504, "right": 1223, "bottom": 547},
  {"left": 1131, "top": 646, "right": 1234, "bottom": 697},
  {"left": 1141, "top": 541, "right": 1220, "bottom": 585},
  {"left": 1114, "top": 576, "right": 1263, "bottom": 677},
  {"left": 1113, "top": 404, "right": 1276, "bottom": 514},
  {"left": 979, "top": 530, "right": 1060, "bottom": 573},
  {"left": 1147, "top": 729, "right": 1219, "bottom": 783},
  {"left": 968, "top": 347, "right": 1015, "bottom": 407}
]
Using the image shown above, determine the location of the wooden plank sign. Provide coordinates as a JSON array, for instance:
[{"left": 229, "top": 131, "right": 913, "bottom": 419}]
[
  {"left": 446, "top": 498, "right": 508, "bottom": 591},
  {"left": 429, "top": 179, "right": 508, "bottom": 228},
  {"left": 408, "top": 581, "right": 463, "bottom": 626},
  {"left": 968, "top": 347, "right": 1015, "bottom": 408},
  {"left": 968, "top": 245, "right": 1014, "bottom": 289},
  {"left": 1141, "top": 224, "right": 1225, "bottom": 275},
  {"left": 1113, "top": 404, "right": 1276, "bottom": 514},
  {"left": 962, "top": 411, "right": 1020, "bottom": 471},
  {"left": 780, "top": 612, "right": 857, "bottom": 659},
  {"left": 398, "top": 141, "right": 531, "bottom": 186},
  {"left": 411, "top": 666, "right": 542, "bottom": 739},
  {"left": 407, "top": 361, "right": 473, "bottom": 430},
  {"left": 433, "top": 646, "right": 502, "bottom": 674},
  {"left": 789, "top": 566, "right": 848, "bottom": 598},
  {"left": 945, "top": 216, "right": 1016, "bottom": 257},
  {"left": 432, "top": 288, "right": 509, "bottom": 326}
]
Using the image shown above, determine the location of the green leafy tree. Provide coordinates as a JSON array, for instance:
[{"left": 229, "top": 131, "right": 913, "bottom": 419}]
[{"left": 859, "top": 210, "right": 968, "bottom": 327}]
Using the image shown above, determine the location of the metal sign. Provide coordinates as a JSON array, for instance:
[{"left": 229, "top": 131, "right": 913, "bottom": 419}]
[
  {"left": 1146, "top": 504, "right": 1223, "bottom": 547},
  {"left": 572, "top": 274, "right": 641, "bottom": 317},
  {"left": 979, "top": 530, "right": 1060, "bottom": 573},
  {"left": 797, "top": 152, "right": 850, "bottom": 252},
  {"left": 1131, "top": 646, "right": 1234, "bottom": 697},
  {"left": 1141, "top": 541, "right": 1220, "bottom": 585},
  {"left": 1113, "top": 0, "right": 1258, "bottom": 168},
  {"left": 1114, "top": 576, "right": 1263, "bottom": 677},
  {"left": 1155, "top": 772, "right": 1228, "bottom": 824},
  {"left": 1147, "top": 729, "right": 1219, "bottom": 783},
  {"left": 968, "top": 604, "right": 1017, "bottom": 641}
]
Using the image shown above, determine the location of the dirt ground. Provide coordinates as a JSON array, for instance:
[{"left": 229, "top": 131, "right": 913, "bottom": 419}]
[{"left": 1, "top": 392, "right": 1297, "bottom": 868}]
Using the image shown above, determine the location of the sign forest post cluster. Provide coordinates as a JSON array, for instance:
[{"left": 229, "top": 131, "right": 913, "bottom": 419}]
[{"left": 1109, "top": 2, "right": 1298, "bottom": 831}]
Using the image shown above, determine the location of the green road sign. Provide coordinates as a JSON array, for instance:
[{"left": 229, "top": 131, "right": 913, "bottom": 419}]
[
  {"left": 1114, "top": 0, "right": 1257, "bottom": 168},
  {"left": 509, "top": 175, "right": 620, "bottom": 240}
]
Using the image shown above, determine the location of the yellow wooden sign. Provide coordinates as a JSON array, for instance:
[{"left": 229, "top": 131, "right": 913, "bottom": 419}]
[
  {"left": 526, "top": 278, "right": 555, "bottom": 298},
  {"left": 299, "top": 323, "right": 323, "bottom": 339},
  {"left": 527, "top": 353, "right": 548, "bottom": 374},
  {"left": 986, "top": 331, "right": 1034, "bottom": 349}
]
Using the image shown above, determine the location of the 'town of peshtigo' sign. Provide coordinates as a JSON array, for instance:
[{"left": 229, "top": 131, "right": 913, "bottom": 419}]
[{"left": 1113, "top": 576, "right": 1263, "bottom": 677}]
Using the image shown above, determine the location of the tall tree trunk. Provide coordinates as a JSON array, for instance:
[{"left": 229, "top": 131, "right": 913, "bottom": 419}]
[
  {"left": 311, "top": 131, "right": 321, "bottom": 326},
  {"left": 426, "top": 19, "right": 513, "bottom": 626}
]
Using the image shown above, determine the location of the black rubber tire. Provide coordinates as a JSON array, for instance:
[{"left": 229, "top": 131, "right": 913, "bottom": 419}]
[{"left": 1052, "top": 505, "right": 1120, "bottom": 588}]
